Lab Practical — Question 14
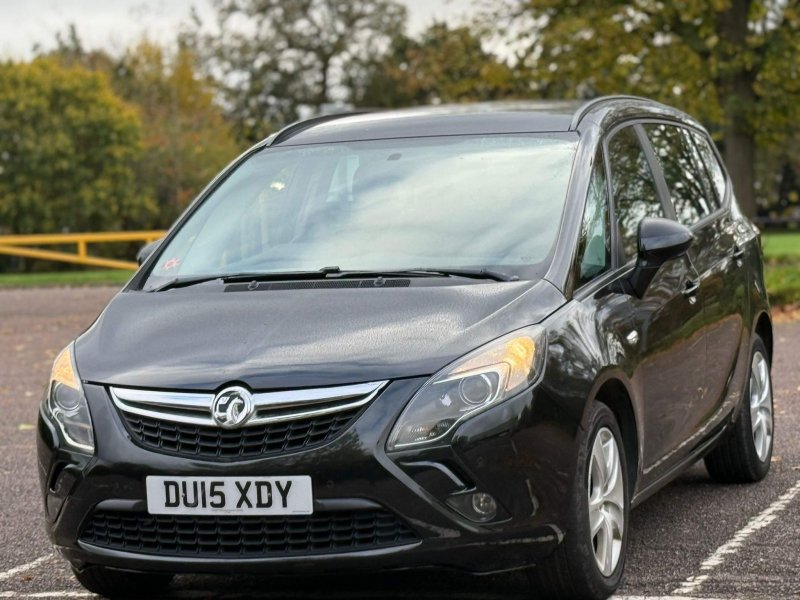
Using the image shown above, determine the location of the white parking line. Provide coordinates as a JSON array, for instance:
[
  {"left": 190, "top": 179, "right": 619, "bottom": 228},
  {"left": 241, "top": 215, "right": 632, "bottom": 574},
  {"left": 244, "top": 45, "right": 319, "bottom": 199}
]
[
  {"left": 0, "top": 556, "right": 53, "bottom": 583},
  {"left": 616, "top": 597, "right": 726, "bottom": 600},
  {"left": 672, "top": 478, "right": 800, "bottom": 596},
  {"left": 0, "top": 593, "right": 93, "bottom": 598}
]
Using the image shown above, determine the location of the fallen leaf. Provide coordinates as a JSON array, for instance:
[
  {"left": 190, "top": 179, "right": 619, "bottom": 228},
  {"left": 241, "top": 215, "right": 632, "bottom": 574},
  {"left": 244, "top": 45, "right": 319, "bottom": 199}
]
[{"left": 772, "top": 304, "right": 800, "bottom": 323}]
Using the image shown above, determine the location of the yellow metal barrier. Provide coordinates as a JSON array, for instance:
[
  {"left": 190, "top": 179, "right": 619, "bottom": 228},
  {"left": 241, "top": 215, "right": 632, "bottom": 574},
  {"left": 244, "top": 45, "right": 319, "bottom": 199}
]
[{"left": 0, "top": 231, "right": 167, "bottom": 270}]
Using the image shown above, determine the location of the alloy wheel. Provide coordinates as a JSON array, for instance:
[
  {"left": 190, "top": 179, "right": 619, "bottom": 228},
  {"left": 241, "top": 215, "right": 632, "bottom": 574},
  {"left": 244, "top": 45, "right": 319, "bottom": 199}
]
[
  {"left": 750, "top": 351, "right": 773, "bottom": 462},
  {"left": 587, "top": 427, "right": 625, "bottom": 577}
]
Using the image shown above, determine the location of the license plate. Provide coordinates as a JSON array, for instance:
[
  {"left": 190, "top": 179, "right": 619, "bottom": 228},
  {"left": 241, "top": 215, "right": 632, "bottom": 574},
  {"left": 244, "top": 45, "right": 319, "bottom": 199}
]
[{"left": 145, "top": 476, "right": 313, "bottom": 516}]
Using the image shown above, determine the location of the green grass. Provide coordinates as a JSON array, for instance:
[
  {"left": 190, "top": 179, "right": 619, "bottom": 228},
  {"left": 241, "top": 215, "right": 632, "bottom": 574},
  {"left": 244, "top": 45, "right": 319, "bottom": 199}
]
[
  {"left": 762, "top": 232, "right": 800, "bottom": 306},
  {"left": 764, "top": 265, "right": 800, "bottom": 306},
  {"left": 762, "top": 232, "right": 800, "bottom": 261},
  {"left": 0, "top": 269, "right": 132, "bottom": 288}
]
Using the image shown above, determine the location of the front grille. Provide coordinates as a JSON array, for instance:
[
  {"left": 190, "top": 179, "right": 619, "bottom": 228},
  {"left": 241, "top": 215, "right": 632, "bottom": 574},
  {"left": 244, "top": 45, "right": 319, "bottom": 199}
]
[
  {"left": 121, "top": 407, "right": 361, "bottom": 459},
  {"left": 79, "top": 510, "right": 419, "bottom": 557},
  {"left": 110, "top": 381, "right": 386, "bottom": 460}
]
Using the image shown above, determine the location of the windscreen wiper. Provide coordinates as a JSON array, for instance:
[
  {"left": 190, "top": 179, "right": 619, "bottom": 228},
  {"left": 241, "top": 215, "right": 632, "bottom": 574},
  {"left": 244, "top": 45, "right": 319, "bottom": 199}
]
[
  {"left": 410, "top": 268, "right": 519, "bottom": 282},
  {"left": 149, "top": 266, "right": 518, "bottom": 292},
  {"left": 148, "top": 267, "right": 342, "bottom": 292},
  {"left": 324, "top": 267, "right": 519, "bottom": 282},
  {"left": 147, "top": 275, "right": 222, "bottom": 292}
]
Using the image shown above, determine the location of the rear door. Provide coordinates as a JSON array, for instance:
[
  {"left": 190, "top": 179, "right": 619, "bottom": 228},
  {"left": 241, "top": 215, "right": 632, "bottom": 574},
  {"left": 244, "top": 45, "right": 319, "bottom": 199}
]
[
  {"left": 605, "top": 124, "right": 706, "bottom": 484},
  {"left": 642, "top": 123, "right": 746, "bottom": 431},
  {"left": 688, "top": 131, "right": 750, "bottom": 419}
]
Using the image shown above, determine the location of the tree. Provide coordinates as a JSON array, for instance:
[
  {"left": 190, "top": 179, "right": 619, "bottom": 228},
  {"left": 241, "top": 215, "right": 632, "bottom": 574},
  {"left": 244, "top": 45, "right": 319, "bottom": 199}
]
[
  {"left": 0, "top": 58, "right": 154, "bottom": 236},
  {"left": 354, "top": 22, "right": 525, "bottom": 107},
  {"left": 113, "top": 41, "right": 241, "bottom": 224},
  {"left": 490, "top": 0, "right": 800, "bottom": 217},
  {"left": 46, "top": 29, "right": 241, "bottom": 224},
  {"left": 188, "top": 0, "right": 407, "bottom": 142}
]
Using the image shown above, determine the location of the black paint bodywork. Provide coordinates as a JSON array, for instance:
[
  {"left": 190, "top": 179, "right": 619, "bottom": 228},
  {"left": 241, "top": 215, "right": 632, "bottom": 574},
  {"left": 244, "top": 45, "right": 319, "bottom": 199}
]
[{"left": 37, "top": 97, "right": 772, "bottom": 576}]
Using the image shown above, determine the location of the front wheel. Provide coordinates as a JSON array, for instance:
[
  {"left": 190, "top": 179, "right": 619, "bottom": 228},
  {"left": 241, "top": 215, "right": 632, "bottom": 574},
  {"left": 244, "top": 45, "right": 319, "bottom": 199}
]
[
  {"left": 704, "top": 335, "right": 774, "bottom": 483},
  {"left": 526, "top": 402, "right": 629, "bottom": 600}
]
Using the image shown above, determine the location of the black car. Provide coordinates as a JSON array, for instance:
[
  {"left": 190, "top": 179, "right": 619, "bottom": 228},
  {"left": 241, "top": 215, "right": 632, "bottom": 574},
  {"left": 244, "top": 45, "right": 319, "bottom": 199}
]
[{"left": 38, "top": 97, "right": 774, "bottom": 600}]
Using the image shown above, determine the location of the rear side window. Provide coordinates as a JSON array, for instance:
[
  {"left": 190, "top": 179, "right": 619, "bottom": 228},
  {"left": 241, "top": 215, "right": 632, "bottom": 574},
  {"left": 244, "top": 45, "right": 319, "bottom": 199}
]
[
  {"left": 607, "top": 126, "right": 664, "bottom": 261},
  {"left": 644, "top": 124, "right": 713, "bottom": 226},
  {"left": 690, "top": 131, "right": 727, "bottom": 206},
  {"left": 576, "top": 152, "right": 610, "bottom": 286}
]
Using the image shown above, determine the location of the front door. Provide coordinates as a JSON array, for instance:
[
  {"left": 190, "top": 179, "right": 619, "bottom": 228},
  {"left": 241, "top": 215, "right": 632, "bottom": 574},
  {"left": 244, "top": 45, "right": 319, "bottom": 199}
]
[
  {"left": 605, "top": 124, "right": 707, "bottom": 485},
  {"left": 642, "top": 123, "right": 746, "bottom": 435}
]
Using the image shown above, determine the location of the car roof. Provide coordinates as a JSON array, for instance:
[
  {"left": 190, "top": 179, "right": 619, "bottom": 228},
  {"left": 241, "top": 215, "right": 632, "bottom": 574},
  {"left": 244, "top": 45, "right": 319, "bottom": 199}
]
[{"left": 265, "top": 96, "right": 704, "bottom": 147}]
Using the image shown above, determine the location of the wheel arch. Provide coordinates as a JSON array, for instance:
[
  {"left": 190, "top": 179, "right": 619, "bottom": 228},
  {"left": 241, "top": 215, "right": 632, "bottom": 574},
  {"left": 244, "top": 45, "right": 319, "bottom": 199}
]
[
  {"left": 586, "top": 371, "right": 640, "bottom": 496},
  {"left": 754, "top": 311, "right": 773, "bottom": 364}
]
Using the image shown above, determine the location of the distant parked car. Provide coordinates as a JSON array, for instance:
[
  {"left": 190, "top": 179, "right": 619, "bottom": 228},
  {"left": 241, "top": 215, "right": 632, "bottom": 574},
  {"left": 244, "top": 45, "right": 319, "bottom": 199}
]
[{"left": 38, "top": 97, "right": 773, "bottom": 599}]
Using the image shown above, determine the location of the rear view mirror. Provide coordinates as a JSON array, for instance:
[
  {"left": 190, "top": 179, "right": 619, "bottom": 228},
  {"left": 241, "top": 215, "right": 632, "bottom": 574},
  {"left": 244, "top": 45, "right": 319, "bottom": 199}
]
[
  {"left": 137, "top": 238, "right": 163, "bottom": 266},
  {"left": 625, "top": 217, "right": 693, "bottom": 297}
]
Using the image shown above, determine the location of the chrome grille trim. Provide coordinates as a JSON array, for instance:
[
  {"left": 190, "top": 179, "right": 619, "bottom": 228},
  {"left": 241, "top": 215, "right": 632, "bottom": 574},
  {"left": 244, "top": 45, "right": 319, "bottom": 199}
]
[{"left": 110, "top": 381, "right": 387, "bottom": 428}]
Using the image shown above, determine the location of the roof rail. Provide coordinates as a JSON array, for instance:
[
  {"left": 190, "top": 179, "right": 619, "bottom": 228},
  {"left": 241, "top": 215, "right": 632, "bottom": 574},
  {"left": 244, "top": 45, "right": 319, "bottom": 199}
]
[
  {"left": 569, "top": 95, "right": 664, "bottom": 130},
  {"left": 267, "top": 110, "right": 372, "bottom": 147}
]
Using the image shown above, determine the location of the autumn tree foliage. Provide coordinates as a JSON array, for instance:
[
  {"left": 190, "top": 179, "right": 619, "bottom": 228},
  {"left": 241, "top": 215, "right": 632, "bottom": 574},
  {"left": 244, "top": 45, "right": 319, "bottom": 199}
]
[
  {"left": 188, "top": 0, "right": 408, "bottom": 143},
  {"left": 354, "top": 23, "right": 526, "bottom": 107},
  {"left": 0, "top": 58, "right": 153, "bottom": 235},
  {"left": 113, "top": 42, "right": 241, "bottom": 224},
  {"left": 49, "top": 30, "right": 241, "bottom": 225},
  {"left": 489, "top": 0, "right": 800, "bottom": 217}
]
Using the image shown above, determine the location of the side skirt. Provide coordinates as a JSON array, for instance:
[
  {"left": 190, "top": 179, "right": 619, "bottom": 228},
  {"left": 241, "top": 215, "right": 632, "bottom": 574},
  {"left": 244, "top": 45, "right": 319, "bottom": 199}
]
[{"left": 631, "top": 422, "right": 729, "bottom": 508}]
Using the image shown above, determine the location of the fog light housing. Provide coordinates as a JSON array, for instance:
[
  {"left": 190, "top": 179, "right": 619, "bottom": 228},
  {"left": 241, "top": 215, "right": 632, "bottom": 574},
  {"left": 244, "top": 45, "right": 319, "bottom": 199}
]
[
  {"left": 446, "top": 491, "right": 499, "bottom": 523},
  {"left": 471, "top": 492, "right": 497, "bottom": 519}
]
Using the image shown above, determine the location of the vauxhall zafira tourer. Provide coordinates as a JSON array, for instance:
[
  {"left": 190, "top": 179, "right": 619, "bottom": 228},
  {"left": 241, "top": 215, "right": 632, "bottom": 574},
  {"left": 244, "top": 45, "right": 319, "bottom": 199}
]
[{"left": 38, "top": 97, "right": 774, "bottom": 599}]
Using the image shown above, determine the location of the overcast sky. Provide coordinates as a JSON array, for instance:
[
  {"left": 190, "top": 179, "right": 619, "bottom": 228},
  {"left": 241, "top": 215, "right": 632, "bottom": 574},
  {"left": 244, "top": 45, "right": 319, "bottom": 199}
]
[{"left": 0, "top": 0, "right": 478, "bottom": 59}]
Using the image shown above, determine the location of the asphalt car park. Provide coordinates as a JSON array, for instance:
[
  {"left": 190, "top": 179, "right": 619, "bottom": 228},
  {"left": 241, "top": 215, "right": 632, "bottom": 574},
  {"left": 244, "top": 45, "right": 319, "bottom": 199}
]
[{"left": 1, "top": 286, "right": 799, "bottom": 598}]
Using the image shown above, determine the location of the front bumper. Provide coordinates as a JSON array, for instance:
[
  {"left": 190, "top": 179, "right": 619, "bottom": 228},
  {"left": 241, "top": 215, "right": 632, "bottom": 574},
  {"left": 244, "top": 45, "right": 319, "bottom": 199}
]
[{"left": 37, "top": 378, "right": 579, "bottom": 575}]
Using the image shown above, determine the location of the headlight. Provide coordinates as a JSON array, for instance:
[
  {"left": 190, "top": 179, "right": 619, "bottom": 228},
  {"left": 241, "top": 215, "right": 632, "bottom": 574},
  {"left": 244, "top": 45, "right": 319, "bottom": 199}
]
[
  {"left": 387, "top": 325, "right": 546, "bottom": 450},
  {"left": 43, "top": 344, "right": 95, "bottom": 453}
]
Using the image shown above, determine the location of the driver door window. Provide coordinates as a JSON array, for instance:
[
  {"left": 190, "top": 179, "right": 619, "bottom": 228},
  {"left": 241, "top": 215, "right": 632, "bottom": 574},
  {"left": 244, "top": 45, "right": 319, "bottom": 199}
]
[{"left": 607, "top": 126, "right": 665, "bottom": 262}]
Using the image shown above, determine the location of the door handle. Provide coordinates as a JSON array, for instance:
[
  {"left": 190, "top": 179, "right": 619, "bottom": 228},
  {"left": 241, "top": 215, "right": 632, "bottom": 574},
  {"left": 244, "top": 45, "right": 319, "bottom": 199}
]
[{"left": 682, "top": 279, "right": 700, "bottom": 298}]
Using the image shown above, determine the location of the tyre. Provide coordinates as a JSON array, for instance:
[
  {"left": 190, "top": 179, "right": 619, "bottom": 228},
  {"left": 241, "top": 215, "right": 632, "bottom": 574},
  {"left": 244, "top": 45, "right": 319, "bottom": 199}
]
[
  {"left": 704, "top": 335, "right": 774, "bottom": 483},
  {"left": 526, "top": 402, "right": 629, "bottom": 600},
  {"left": 72, "top": 566, "right": 173, "bottom": 599}
]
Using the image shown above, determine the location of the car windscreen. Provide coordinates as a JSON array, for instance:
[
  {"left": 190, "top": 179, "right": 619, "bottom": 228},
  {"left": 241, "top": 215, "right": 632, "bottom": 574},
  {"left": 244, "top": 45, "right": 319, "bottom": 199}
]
[{"left": 142, "top": 133, "right": 577, "bottom": 289}]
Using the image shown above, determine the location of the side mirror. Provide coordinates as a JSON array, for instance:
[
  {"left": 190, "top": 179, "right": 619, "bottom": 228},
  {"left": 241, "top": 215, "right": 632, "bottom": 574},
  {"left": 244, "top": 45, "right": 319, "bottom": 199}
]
[
  {"left": 136, "top": 238, "right": 163, "bottom": 266},
  {"left": 626, "top": 217, "right": 693, "bottom": 298}
]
